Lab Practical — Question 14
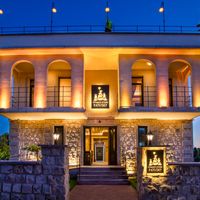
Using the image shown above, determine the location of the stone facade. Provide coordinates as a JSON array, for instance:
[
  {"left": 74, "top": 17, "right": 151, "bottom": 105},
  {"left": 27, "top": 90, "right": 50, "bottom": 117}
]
[
  {"left": 10, "top": 120, "right": 85, "bottom": 167},
  {"left": 118, "top": 119, "right": 193, "bottom": 174},
  {"left": 10, "top": 119, "right": 193, "bottom": 172},
  {"left": 0, "top": 145, "right": 69, "bottom": 200},
  {"left": 138, "top": 163, "right": 200, "bottom": 200}
]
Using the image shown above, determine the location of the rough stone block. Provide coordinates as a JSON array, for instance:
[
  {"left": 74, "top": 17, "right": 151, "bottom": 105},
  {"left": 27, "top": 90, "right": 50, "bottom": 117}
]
[
  {"left": 24, "top": 194, "right": 35, "bottom": 200},
  {"left": 33, "top": 184, "right": 42, "bottom": 194},
  {"left": 1, "top": 193, "right": 10, "bottom": 200},
  {"left": 35, "top": 194, "right": 45, "bottom": 200},
  {"left": 42, "top": 184, "right": 52, "bottom": 194},
  {"left": 14, "top": 165, "right": 24, "bottom": 174},
  {"left": 12, "top": 183, "right": 22, "bottom": 193},
  {"left": 22, "top": 184, "right": 32, "bottom": 194},
  {"left": 36, "top": 175, "right": 47, "bottom": 184},
  {"left": 26, "top": 175, "right": 35, "bottom": 184},
  {"left": 11, "top": 193, "right": 23, "bottom": 200},
  {"left": 34, "top": 165, "right": 42, "bottom": 175},
  {"left": 24, "top": 165, "right": 33, "bottom": 174},
  {"left": 5, "top": 173, "right": 15, "bottom": 183},
  {"left": 3, "top": 183, "right": 12, "bottom": 192},
  {"left": 15, "top": 174, "right": 26, "bottom": 183},
  {"left": 1, "top": 165, "right": 13, "bottom": 174},
  {"left": 0, "top": 174, "right": 5, "bottom": 182}
]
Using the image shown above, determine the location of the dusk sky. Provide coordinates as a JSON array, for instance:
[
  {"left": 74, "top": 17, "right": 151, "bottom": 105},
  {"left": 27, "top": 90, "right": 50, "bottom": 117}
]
[{"left": 0, "top": 0, "right": 200, "bottom": 147}]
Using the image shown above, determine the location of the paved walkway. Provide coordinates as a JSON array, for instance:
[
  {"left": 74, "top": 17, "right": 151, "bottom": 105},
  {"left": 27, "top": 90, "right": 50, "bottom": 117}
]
[{"left": 69, "top": 185, "right": 138, "bottom": 200}]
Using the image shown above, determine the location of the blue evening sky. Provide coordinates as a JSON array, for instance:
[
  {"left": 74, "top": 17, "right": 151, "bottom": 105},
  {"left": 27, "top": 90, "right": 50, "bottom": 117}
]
[{"left": 0, "top": 0, "right": 199, "bottom": 147}]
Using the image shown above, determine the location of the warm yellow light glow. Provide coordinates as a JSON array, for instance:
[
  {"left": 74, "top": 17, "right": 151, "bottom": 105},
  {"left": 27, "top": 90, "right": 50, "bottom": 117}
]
[
  {"left": 159, "top": 7, "right": 164, "bottom": 13},
  {"left": 0, "top": 89, "right": 10, "bottom": 108},
  {"left": 105, "top": 7, "right": 110, "bottom": 13},
  {"left": 0, "top": 9, "right": 3, "bottom": 15},
  {"left": 52, "top": 7, "right": 57, "bottom": 13},
  {"left": 35, "top": 89, "right": 46, "bottom": 108},
  {"left": 147, "top": 62, "right": 152, "bottom": 66}
]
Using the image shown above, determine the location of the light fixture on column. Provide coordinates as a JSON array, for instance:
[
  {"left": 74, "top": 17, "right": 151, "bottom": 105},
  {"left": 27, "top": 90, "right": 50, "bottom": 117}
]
[
  {"left": 50, "top": 1, "right": 57, "bottom": 32},
  {"left": 159, "top": 1, "right": 166, "bottom": 32},
  {"left": 53, "top": 132, "right": 60, "bottom": 145},
  {"left": 0, "top": 9, "right": 4, "bottom": 15},
  {"left": 147, "top": 131, "right": 154, "bottom": 146}
]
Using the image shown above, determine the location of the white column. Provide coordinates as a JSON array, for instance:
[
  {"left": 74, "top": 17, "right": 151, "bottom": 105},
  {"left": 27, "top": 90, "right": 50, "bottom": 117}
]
[
  {"left": 70, "top": 57, "right": 84, "bottom": 108},
  {"left": 33, "top": 60, "right": 47, "bottom": 108},
  {"left": 119, "top": 56, "right": 133, "bottom": 108},
  {"left": 190, "top": 59, "right": 200, "bottom": 107},
  {"left": 155, "top": 58, "right": 170, "bottom": 107},
  {"left": 0, "top": 60, "right": 12, "bottom": 108}
]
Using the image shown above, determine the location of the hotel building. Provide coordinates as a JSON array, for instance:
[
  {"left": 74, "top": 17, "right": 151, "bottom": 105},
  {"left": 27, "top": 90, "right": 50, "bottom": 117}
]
[{"left": 0, "top": 32, "right": 199, "bottom": 174}]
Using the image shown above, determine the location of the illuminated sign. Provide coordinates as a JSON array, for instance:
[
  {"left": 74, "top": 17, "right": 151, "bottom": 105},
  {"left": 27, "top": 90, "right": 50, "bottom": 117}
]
[
  {"left": 146, "top": 150, "right": 164, "bottom": 174},
  {"left": 92, "top": 85, "right": 109, "bottom": 108}
]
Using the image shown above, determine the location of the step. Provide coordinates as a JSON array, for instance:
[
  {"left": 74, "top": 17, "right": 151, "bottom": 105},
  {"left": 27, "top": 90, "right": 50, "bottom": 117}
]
[
  {"left": 79, "top": 171, "right": 127, "bottom": 175},
  {"left": 79, "top": 175, "right": 128, "bottom": 179},
  {"left": 78, "top": 179, "right": 130, "bottom": 185}
]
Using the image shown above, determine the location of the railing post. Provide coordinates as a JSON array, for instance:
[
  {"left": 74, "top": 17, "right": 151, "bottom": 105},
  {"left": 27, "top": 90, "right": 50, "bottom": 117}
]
[
  {"left": 184, "top": 86, "right": 186, "bottom": 106},
  {"left": 175, "top": 86, "right": 178, "bottom": 107},
  {"left": 18, "top": 87, "right": 20, "bottom": 108}
]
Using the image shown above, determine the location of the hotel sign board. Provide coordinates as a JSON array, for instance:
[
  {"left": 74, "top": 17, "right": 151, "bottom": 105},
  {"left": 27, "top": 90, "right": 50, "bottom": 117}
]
[
  {"left": 142, "top": 147, "right": 166, "bottom": 176},
  {"left": 146, "top": 150, "right": 164, "bottom": 174},
  {"left": 92, "top": 85, "right": 109, "bottom": 109}
]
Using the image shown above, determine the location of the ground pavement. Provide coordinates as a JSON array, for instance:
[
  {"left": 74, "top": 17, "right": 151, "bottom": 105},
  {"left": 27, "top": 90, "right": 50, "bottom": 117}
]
[{"left": 69, "top": 185, "right": 138, "bottom": 200}]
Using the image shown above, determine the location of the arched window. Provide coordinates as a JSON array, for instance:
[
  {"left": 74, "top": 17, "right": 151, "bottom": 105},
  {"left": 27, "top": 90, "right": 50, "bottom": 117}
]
[
  {"left": 11, "top": 61, "right": 35, "bottom": 108},
  {"left": 131, "top": 59, "right": 156, "bottom": 107},
  {"left": 47, "top": 60, "right": 71, "bottom": 107},
  {"left": 168, "top": 60, "right": 192, "bottom": 107}
]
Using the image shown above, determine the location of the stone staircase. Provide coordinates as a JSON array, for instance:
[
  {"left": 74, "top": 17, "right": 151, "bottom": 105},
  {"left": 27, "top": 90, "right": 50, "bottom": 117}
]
[{"left": 77, "top": 166, "right": 129, "bottom": 185}]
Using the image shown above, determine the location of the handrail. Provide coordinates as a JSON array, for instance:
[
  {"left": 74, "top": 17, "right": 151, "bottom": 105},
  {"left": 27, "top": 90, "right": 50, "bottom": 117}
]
[{"left": 0, "top": 25, "right": 199, "bottom": 35}]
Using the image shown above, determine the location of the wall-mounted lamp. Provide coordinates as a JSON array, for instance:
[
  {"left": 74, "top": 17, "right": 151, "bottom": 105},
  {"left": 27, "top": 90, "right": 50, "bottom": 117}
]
[
  {"left": 147, "top": 131, "right": 154, "bottom": 146},
  {"left": 53, "top": 132, "right": 60, "bottom": 145}
]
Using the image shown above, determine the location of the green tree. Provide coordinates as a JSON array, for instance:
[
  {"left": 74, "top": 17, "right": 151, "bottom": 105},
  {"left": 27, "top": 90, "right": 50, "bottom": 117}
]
[{"left": 0, "top": 133, "right": 10, "bottom": 160}]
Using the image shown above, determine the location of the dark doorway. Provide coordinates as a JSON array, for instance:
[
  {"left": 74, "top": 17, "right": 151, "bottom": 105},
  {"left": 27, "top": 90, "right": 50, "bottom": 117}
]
[
  {"left": 83, "top": 126, "right": 117, "bottom": 166},
  {"left": 138, "top": 126, "right": 148, "bottom": 147},
  {"left": 169, "top": 78, "right": 173, "bottom": 106},
  {"left": 132, "top": 77, "right": 144, "bottom": 106},
  {"left": 29, "top": 79, "right": 34, "bottom": 107}
]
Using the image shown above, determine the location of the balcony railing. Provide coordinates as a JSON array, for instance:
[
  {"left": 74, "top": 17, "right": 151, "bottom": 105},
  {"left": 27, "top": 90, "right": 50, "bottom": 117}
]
[
  {"left": 170, "top": 86, "right": 192, "bottom": 107},
  {"left": 11, "top": 87, "right": 33, "bottom": 108},
  {"left": 11, "top": 86, "right": 72, "bottom": 108},
  {"left": 47, "top": 86, "right": 71, "bottom": 107},
  {"left": 0, "top": 25, "right": 199, "bottom": 35},
  {"left": 132, "top": 86, "right": 157, "bottom": 107}
]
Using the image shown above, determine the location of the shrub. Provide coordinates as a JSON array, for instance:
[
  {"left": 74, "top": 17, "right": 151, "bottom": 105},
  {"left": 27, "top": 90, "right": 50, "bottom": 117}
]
[{"left": 0, "top": 133, "right": 10, "bottom": 160}]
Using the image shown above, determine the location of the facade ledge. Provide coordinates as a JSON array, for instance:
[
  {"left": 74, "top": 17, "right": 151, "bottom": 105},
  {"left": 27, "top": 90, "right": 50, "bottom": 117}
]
[
  {"left": 168, "top": 162, "right": 200, "bottom": 166},
  {"left": 119, "top": 107, "right": 200, "bottom": 112},
  {"left": 0, "top": 107, "right": 85, "bottom": 113}
]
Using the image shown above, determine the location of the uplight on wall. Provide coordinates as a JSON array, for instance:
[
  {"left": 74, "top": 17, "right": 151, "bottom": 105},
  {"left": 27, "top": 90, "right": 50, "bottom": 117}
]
[{"left": 0, "top": 9, "right": 4, "bottom": 15}]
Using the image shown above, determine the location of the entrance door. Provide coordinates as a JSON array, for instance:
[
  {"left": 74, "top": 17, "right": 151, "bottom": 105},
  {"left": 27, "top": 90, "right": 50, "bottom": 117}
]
[
  {"left": 109, "top": 127, "right": 117, "bottom": 165},
  {"left": 83, "top": 126, "right": 117, "bottom": 166}
]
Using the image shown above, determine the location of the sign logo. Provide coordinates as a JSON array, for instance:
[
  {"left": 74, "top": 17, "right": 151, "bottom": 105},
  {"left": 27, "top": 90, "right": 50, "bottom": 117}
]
[
  {"left": 147, "top": 150, "right": 164, "bottom": 173},
  {"left": 92, "top": 85, "right": 109, "bottom": 108}
]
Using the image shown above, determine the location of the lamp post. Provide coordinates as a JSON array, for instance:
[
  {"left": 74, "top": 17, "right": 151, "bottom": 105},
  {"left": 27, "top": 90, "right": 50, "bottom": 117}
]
[
  {"left": 105, "top": 1, "right": 112, "bottom": 32},
  {"left": 50, "top": 2, "right": 57, "bottom": 32},
  {"left": 147, "top": 131, "right": 154, "bottom": 146},
  {"left": 53, "top": 132, "right": 60, "bottom": 145},
  {"left": 159, "top": 1, "right": 165, "bottom": 32}
]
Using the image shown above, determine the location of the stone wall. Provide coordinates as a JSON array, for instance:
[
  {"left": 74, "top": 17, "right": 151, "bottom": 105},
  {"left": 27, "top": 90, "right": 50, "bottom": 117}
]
[
  {"left": 0, "top": 145, "right": 69, "bottom": 200},
  {"left": 10, "top": 119, "right": 84, "bottom": 167},
  {"left": 118, "top": 119, "right": 193, "bottom": 174},
  {"left": 138, "top": 163, "right": 200, "bottom": 200}
]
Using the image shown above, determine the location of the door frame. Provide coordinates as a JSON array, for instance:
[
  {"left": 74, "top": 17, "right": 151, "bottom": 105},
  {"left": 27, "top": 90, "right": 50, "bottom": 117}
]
[{"left": 83, "top": 126, "right": 117, "bottom": 166}]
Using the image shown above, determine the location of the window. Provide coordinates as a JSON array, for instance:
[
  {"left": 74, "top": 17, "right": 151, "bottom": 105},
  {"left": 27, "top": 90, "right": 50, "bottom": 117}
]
[
  {"left": 138, "top": 126, "right": 147, "bottom": 147},
  {"left": 132, "top": 77, "right": 143, "bottom": 106}
]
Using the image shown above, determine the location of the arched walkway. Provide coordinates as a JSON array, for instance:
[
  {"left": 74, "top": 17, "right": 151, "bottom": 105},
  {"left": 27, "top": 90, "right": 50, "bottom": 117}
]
[
  {"left": 11, "top": 61, "right": 35, "bottom": 108},
  {"left": 168, "top": 60, "right": 192, "bottom": 107},
  {"left": 131, "top": 59, "right": 156, "bottom": 107},
  {"left": 47, "top": 60, "right": 72, "bottom": 107}
]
